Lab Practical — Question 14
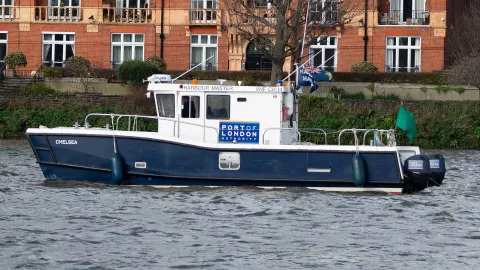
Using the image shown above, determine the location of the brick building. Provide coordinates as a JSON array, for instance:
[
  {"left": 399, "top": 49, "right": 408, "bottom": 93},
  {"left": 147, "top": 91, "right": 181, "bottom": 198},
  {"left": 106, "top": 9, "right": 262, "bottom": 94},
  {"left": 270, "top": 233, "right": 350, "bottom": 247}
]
[{"left": 0, "top": 0, "right": 446, "bottom": 73}]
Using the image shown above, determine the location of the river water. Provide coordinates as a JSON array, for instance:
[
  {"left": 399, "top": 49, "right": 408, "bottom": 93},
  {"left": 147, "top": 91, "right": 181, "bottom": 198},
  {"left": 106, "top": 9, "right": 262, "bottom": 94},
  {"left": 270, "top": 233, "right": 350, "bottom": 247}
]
[{"left": 0, "top": 139, "right": 479, "bottom": 269}]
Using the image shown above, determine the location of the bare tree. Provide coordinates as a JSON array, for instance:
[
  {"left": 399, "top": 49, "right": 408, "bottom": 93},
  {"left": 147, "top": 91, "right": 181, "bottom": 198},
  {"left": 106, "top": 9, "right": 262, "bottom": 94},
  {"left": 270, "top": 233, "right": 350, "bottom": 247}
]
[
  {"left": 446, "top": 1, "right": 480, "bottom": 88},
  {"left": 224, "top": 0, "right": 365, "bottom": 85}
]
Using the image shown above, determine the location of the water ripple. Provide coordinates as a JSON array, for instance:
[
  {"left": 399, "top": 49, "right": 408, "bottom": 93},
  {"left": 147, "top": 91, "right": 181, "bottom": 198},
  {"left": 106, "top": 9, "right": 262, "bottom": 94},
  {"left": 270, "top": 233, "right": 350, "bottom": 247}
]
[{"left": 0, "top": 140, "right": 479, "bottom": 269}]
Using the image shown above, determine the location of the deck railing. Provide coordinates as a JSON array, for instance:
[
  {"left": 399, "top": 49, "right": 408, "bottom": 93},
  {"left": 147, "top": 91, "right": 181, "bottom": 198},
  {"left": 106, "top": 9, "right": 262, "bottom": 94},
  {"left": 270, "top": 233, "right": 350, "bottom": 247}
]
[
  {"left": 102, "top": 7, "right": 153, "bottom": 23},
  {"left": 378, "top": 10, "right": 430, "bottom": 25},
  {"left": 189, "top": 8, "right": 217, "bottom": 24},
  {"left": 34, "top": 6, "right": 83, "bottom": 22}
]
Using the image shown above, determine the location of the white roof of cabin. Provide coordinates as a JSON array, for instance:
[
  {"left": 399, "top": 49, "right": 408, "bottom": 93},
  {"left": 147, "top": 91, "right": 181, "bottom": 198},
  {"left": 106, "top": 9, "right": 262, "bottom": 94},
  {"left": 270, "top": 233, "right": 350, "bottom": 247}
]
[{"left": 148, "top": 82, "right": 288, "bottom": 93}]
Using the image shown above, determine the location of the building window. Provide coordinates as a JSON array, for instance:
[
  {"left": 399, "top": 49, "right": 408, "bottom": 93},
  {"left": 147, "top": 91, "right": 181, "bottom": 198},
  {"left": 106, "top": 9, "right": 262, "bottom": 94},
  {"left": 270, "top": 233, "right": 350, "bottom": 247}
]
[
  {"left": 111, "top": 33, "right": 144, "bottom": 68},
  {"left": 309, "top": 36, "right": 337, "bottom": 72},
  {"left": 190, "top": 0, "right": 217, "bottom": 23},
  {"left": 0, "top": 0, "right": 13, "bottom": 18},
  {"left": 0, "top": 32, "right": 7, "bottom": 62},
  {"left": 181, "top": 95, "right": 200, "bottom": 118},
  {"left": 42, "top": 33, "right": 75, "bottom": 67},
  {"left": 156, "top": 94, "right": 175, "bottom": 118},
  {"left": 386, "top": 37, "right": 421, "bottom": 72},
  {"left": 389, "top": 0, "right": 426, "bottom": 24},
  {"left": 48, "top": 0, "right": 81, "bottom": 19},
  {"left": 191, "top": 34, "right": 217, "bottom": 70},
  {"left": 206, "top": 95, "right": 230, "bottom": 119},
  {"left": 120, "top": 0, "right": 148, "bottom": 8},
  {"left": 310, "top": 0, "right": 338, "bottom": 25}
]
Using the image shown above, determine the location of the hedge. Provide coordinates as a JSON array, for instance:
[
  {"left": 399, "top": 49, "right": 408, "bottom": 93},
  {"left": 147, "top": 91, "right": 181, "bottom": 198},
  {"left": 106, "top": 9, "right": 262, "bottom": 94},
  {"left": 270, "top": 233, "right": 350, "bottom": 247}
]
[{"left": 42, "top": 67, "right": 449, "bottom": 85}]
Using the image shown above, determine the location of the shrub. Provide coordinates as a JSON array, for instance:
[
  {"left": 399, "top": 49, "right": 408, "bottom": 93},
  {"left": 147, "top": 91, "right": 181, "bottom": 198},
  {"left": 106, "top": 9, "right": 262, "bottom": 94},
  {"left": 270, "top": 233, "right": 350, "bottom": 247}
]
[
  {"left": 42, "top": 66, "right": 61, "bottom": 77},
  {"left": 350, "top": 61, "right": 378, "bottom": 72},
  {"left": 65, "top": 56, "right": 92, "bottom": 76},
  {"left": 4, "top": 51, "right": 27, "bottom": 70},
  {"left": 93, "top": 68, "right": 117, "bottom": 81},
  {"left": 145, "top": 56, "right": 167, "bottom": 72},
  {"left": 117, "top": 60, "right": 159, "bottom": 85},
  {"left": 20, "top": 83, "right": 57, "bottom": 94}
]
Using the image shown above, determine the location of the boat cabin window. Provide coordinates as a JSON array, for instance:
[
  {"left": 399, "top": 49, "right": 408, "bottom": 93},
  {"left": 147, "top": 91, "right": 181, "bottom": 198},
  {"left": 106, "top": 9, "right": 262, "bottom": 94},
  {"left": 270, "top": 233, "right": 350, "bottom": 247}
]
[
  {"left": 181, "top": 95, "right": 200, "bottom": 118},
  {"left": 206, "top": 95, "right": 230, "bottom": 119},
  {"left": 237, "top": 97, "right": 247, "bottom": 102},
  {"left": 157, "top": 94, "right": 175, "bottom": 118}
]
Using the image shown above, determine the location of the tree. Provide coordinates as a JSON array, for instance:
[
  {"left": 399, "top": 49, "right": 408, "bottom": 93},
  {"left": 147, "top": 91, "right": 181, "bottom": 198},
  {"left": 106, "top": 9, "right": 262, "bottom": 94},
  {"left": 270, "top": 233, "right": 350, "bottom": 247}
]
[
  {"left": 225, "top": 0, "right": 365, "bottom": 85},
  {"left": 64, "top": 56, "right": 94, "bottom": 93},
  {"left": 4, "top": 51, "right": 27, "bottom": 70},
  {"left": 445, "top": 1, "right": 480, "bottom": 88},
  {"left": 117, "top": 60, "right": 159, "bottom": 100}
]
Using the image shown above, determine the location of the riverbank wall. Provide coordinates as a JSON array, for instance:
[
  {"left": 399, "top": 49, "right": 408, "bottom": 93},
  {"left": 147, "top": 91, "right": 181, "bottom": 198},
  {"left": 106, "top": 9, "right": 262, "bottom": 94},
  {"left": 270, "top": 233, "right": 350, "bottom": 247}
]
[{"left": 0, "top": 92, "right": 478, "bottom": 149}]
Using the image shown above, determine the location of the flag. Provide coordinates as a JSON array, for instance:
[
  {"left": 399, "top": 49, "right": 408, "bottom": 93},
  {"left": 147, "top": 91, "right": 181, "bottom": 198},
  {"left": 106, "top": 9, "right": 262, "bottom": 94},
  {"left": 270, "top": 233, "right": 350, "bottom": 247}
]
[
  {"left": 396, "top": 105, "right": 417, "bottom": 142},
  {"left": 297, "top": 66, "right": 333, "bottom": 93}
]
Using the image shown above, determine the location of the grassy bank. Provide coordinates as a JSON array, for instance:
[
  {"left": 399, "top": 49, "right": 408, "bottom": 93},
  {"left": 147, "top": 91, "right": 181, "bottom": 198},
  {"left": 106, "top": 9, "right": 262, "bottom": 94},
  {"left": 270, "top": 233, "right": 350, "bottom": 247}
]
[{"left": 0, "top": 96, "right": 479, "bottom": 149}]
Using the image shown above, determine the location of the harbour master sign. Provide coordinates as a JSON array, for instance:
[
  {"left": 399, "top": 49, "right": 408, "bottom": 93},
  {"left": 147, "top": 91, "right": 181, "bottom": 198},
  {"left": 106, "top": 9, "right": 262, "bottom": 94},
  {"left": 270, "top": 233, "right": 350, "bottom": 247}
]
[{"left": 218, "top": 121, "right": 260, "bottom": 144}]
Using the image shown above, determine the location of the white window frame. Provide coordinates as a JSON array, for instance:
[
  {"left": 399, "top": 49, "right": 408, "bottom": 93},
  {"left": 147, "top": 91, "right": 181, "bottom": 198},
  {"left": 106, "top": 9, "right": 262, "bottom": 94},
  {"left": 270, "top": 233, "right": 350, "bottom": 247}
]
[
  {"left": 119, "top": 0, "right": 149, "bottom": 8},
  {"left": 190, "top": 0, "right": 217, "bottom": 23},
  {"left": 190, "top": 34, "right": 218, "bottom": 70},
  {"left": 309, "top": 36, "right": 337, "bottom": 72},
  {"left": 385, "top": 36, "right": 421, "bottom": 72},
  {"left": 0, "top": 0, "right": 14, "bottom": 19},
  {"left": 309, "top": 0, "right": 338, "bottom": 25},
  {"left": 389, "top": 0, "right": 426, "bottom": 24},
  {"left": 42, "top": 32, "right": 75, "bottom": 67},
  {"left": 0, "top": 31, "right": 7, "bottom": 62},
  {"left": 47, "top": 0, "right": 81, "bottom": 19},
  {"left": 111, "top": 33, "right": 145, "bottom": 68}
]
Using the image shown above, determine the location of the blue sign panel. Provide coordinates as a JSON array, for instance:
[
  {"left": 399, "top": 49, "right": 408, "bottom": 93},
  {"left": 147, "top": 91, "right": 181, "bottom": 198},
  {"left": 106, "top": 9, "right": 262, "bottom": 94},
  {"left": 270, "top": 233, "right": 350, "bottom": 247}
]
[{"left": 219, "top": 121, "right": 260, "bottom": 144}]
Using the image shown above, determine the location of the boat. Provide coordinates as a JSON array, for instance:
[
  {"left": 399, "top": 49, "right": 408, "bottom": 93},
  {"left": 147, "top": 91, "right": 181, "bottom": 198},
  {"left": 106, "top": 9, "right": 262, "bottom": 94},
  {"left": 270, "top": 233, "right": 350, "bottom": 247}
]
[{"left": 25, "top": 72, "right": 446, "bottom": 194}]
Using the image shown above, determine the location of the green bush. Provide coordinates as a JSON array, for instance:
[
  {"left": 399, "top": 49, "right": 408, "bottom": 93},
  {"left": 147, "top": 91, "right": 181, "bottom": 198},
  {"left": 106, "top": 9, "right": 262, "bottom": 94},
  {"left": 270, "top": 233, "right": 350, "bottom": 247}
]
[
  {"left": 341, "top": 92, "right": 366, "bottom": 100},
  {"left": 145, "top": 56, "right": 167, "bottom": 72},
  {"left": 65, "top": 56, "right": 92, "bottom": 76},
  {"left": 117, "top": 60, "right": 159, "bottom": 85},
  {"left": 20, "top": 83, "right": 57, "bottom": 94},
  {"left": 350, "top": 61, "right": 378, "bottom": 72},
  {"left": 4, "top": 51, "right": 27, "bottom": 70},
  {"left": 93, "top": 68, "right": 117, "bottom": 81},
  {"left": 332, "top": 72, "right": 448, "bottom": 85}
]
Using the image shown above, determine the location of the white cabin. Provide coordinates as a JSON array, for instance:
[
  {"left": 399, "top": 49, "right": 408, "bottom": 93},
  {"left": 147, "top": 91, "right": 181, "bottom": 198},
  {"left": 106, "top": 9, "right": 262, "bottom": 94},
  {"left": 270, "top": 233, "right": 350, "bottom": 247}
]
[{"left": 146, "top": 74, "right": 299, "bottom": 145}]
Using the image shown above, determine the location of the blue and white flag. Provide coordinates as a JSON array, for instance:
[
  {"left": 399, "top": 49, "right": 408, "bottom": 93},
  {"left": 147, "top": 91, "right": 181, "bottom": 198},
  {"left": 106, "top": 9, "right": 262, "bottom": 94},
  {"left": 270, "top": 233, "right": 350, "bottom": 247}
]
[{"left": 298, "top": 66, "right": 333, "bottom": 93}]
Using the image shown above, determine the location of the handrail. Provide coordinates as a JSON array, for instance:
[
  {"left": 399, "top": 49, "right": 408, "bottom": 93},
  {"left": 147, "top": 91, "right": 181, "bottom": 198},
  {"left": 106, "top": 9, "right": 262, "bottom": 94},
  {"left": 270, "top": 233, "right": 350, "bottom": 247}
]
[
  {"left": 338, "top": 128, "right": 396, "bottom": 146},
  {"left": 262, "top": 128, "right": 301, "bottom": 144},
  {"left": 84, "top": 113, "right": 219, "bottom": 142},
  {"left": 298, "top": 128, "right": 328, "bottom": 145}
]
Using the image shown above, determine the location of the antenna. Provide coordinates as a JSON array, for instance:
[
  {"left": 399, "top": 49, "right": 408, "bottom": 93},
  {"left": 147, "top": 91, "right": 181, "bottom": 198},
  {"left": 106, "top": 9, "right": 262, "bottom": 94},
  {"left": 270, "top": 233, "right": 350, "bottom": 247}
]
[{"left": 172, "top": 55, "right": 215, "bottom": 82}]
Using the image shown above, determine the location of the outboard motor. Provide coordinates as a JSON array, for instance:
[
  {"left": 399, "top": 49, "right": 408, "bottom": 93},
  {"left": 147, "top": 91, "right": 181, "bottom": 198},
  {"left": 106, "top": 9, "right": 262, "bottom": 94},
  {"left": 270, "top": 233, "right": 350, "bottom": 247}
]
[
  {"left": 426, "top": 154, "right": 446, "bottom": 186},
  {"left": 403, "top": 154, "right": 446, "bottom": 193},
  {"left": 403, "top": 155, "right": 430, "bottom": 192}
]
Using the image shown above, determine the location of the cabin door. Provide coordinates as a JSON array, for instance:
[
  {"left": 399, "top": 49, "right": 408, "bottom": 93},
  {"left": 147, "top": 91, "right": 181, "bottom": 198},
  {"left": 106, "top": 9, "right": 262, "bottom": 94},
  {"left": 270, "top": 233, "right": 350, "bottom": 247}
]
[{"left": 178, "top": 92, "right": 204, "bottom": 142}]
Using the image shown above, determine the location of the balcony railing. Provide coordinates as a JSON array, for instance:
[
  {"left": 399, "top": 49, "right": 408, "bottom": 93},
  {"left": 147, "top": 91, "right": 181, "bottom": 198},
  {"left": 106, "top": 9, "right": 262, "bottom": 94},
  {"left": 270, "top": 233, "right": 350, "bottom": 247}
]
[
  {"left": 309, "top": 11, "right": 338, "bottom": 26},
  {"left": 0, "top": 6, "right": 14, "bottom": 21},
  {"left": 378, "top": 10, "right": 430, "bottom": 26},
  {"left": 191, "top": 63, "right": 217, "bottom": 71},
  {"left": 190, "top": 8, "right": 217, "bottom": 24},
  {"left": 102, "top": 7, "right": 152, "bottom": 24},
  {"left": 35, "top": 6, "right": 83, "bottom": 22},
  {"left": 385, "top": 65, "right": 420, "bottom": 72}
]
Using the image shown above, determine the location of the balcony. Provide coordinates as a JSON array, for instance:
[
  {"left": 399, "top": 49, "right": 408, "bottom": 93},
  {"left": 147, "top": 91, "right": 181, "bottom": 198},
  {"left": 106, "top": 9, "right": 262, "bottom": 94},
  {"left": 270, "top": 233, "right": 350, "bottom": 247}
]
[
  {"left": 0, "top": 6, "right": 14, "bottom": 21},
  {"left": 189, "top": 8, "right": 217, "bottom": 24},
  {"left": 191, "top": 63, "right": 217, "bottom": 71},
  {"left": 34, "top": 6, "right": 83, "bottom": 22},
  {"left": 378, "top": 10, "right": 430, "bottom": 26},
  {"left": 385, "top": 65, "right": 420, "bottom": 72},
  {"left": 102, "top": 7, "right": 153, "bottom": 24}
]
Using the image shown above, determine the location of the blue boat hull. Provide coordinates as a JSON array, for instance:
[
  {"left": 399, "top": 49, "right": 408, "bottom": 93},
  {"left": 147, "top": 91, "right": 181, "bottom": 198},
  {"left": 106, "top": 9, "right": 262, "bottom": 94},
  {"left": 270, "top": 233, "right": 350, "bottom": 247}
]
[{"left": 27, "top": 133, "right": 405, "bottom": 193}]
